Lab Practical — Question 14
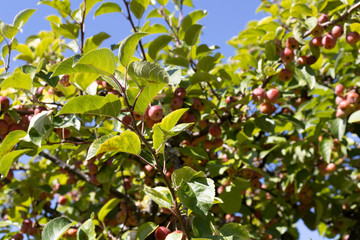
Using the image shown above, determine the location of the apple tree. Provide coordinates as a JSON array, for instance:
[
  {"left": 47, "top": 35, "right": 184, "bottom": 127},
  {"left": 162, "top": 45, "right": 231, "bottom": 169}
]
[{"left": 0, "top": 0, "right": 360, "bottom": 239}]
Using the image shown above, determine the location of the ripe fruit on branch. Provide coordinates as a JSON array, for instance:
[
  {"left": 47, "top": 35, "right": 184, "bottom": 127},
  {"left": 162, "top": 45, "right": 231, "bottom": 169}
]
[
  {"left": 285, "top": 37, "right": 300, "bottom": 50},
  {"left": 335, "top": 107, "right": 346, "bottom": 118},
  {"left": 225, "top": 96, "right": 236, "bottom": 104},
  {"left": 338, "top": 100, "right": 350, "bottom": 111},
  {"left": 259, "top": 102, "right": 275, "bottom": 115},
  {"left": 331, "top": 25, "right": 343, "bottom": 38},
  {"left": 174, "top": 87, "right": 186, "bottom": 99},
  {"left": 266, "top": 89, "right": 280, "bottom": 103},
  {"left": 280, "top": 48, "right": 294, "bottom": 64},
  {"left": 279, "top": 69, "right": 293, "bottom": 82},
  {"left": 192, "top": 97, "right": 205, "bottom": 111},
  {"left": 58, "top": 195, "right": 67, "bottom": 205},
  {"left": 144, "top": 164, "right": 155, "bottom": 177},
  {"left": 311, "top": 24, "right": 324, "bottom": 37},
  {"left": 335, "top": 84, "right": 344, "bottom": 96},
  {"left": 0, "top": 120, "right": 9, "bottom": 135},
  {"left": 306, "top": 55, "right": 317, "bottom": 65},
  {"left": 59, "top": 74, "right": 71, "bottom": 87},
  {"left": 122, "top": 115, "right": 132, "bottom": 126},
  {"left": 325, "top": 163, "right": 336, "bottom": 173},
  {"left": 318, "top": 13, "right": 329, "bottom": 23},
  {"left": 346, "top": 32, "right": 360, "bottom": 45},
  {"left": 209, "top": 125, "right": 221, "bottom": 138},
  {"left": 346, "top": 92, "right": 359, "bottom": 104},
  {"left": 252, "top": 88, "right": 266, "bottom": 102},
  {"left": 311, "top": 37, "right": 323, "bottom": 47},
  {"left": 171, "top": 96, "right": 183, "bottom": 110},
  {"left": 155, "top": 226, "right": 171, "bottom": 240},
  {"left": 322, "top": 34, "right": 337, "bottom": 49},
  {"left": 148, "top": 106, "right": 163, "bottom": 121},
  {"left": 0, "top": 96, "right": 10, "bottom": 110}
]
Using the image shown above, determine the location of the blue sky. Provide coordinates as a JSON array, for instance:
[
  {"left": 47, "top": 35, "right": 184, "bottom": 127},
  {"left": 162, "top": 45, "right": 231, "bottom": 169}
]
[{"left": 0, "top": 1, "right": 332, "bottom": 239}]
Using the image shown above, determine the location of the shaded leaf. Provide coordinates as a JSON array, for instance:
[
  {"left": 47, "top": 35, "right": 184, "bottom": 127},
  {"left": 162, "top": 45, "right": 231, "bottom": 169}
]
[
  {"left": 98, "top": 198, "right": 121, "bottom": 222},
  {"left": 135, "top": 222, "right": 158, "bottom": 240},
  {"left": 185, "top": 24, "right": 203, "bottom": 46},
  {"left": 320, "top": 138, "right": 333, "bottom": 164},
  {"left": 57, "top": 94, "right": 122, "bottom": 118},
  {"left": 119, "top": 33, "right": 148, "bottom": 67},
  {"left": 41, "top": 217, "right": 75, "bottom": 240}
]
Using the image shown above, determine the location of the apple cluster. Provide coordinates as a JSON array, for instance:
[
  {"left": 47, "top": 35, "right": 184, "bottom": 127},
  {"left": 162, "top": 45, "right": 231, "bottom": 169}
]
[
  {"left": 155, "top": 226, "right": 185, "bottom": 240},
  {"left": 251, "top": 87, "right": 281, "bottom": 115},
  {"left": 334, "top": 84, "right": 360, "bottom": 117}
]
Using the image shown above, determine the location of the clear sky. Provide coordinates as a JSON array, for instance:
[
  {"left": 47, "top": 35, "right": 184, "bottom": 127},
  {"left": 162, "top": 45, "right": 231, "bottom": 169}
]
[{"left": 0, "top": 1, "right": 332, "bottom": 239}]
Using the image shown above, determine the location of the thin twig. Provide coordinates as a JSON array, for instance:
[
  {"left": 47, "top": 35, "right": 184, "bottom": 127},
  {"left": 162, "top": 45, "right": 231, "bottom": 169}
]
[{"left": 80, "top": 0, "right": 86, "bottom": 54}]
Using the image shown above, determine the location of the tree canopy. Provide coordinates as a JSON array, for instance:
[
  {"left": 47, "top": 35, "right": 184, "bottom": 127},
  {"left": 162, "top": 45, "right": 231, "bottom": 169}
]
[{"left": 0, "top": 0, "right": 360, "bottom": 239}]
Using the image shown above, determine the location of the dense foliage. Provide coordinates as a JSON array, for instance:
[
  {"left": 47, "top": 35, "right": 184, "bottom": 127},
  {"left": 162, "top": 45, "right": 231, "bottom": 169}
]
[{"left": 1, "top": 0, "right": 360, "bottom": 239}]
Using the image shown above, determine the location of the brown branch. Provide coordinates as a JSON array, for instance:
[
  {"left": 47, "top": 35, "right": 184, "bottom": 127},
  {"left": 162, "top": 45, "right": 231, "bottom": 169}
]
[
  {"left": 303, "top": 2, "right": 360, "bottom": 38},
  {"left": 122, "top": 0, "right": 147, "bottom": 61},
  {"left": 39, "top": 151, "right": 125, "bottom": 199},
  {"left": 80, "top": 0, "right": 86, "bottom": 54}
]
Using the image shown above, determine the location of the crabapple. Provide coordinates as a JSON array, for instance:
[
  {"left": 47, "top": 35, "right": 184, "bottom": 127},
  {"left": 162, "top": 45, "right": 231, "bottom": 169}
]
[
  {"left": 286, "top": 37, "right": 300, "bottom": 50},
  {"left": 331, "top": 25, "right": 343, "bottom": 38},
  {"left": 144, "top": 164, "right": 155, "bottom": 177},
  {"left": 259, "top": 102, "right": 273, "bottom": 114},
  {"left": 279, "top": 69, "right": 293, "bottom": 81},
  {"left": 171, "top": 96, "right": 183, "bottom": 110},
  {"left": 226, "top": 96, "right": 236, "bottom": 104},
  {"left": 0, "top": 120, "right": 9, "bottom": 135},
  {"left": 335, "top": 96, "right": 344, "bottom": 105},
  {"left": 155, "top": 227, "right": 171, "bottom": 240},
  {"left": 322, "top": 34, "right": 337, "bottom": 49},
  {"left": 148, "top": 106, "right": 163, "bottom": 121},
  {"left": 306, "top": 55, "right": 317, "bottom": 65},
  {"left": 346, "top": 32, "right": 360, "bottom": 45},
  {"left": 338, "top": 100, "right": 350, "bottom": 111},
  {"left": 192, "top": 97, "right": 205, "bottom": 111},
  {"left": 336, "top": 107, "right": 346, "bottom": 118},
  {"left": 174, "top": 87, "right": 186, "bottom": 99},
  {"left": 346, "top": 92, "right": 359, "bottom": 104},
  {"left": 172, "top": 230, "right": 186, "bottom": 240},
  {"left": 325, "top": 163, "right": 336, "bottom": 173},
  {"left": 266, "top": 89, "right": 280, "bottom": 103},
  {"left": 335, "top": 84, "right": 344, "bottom": 96},
  {"left": 311, "top": 37, "right": 323, "bottom": 47},
  {"left": 209, "top": 125, "right": 221, "bottom": 138},
  {"left": 252, "top": 88, "right": 266, "bottom": 102},
  {"left": 0, "top": 96, "right": 10, "bottom": 110},
  {"left": 311, "top": 24, "right": 324, "bottom": 37},
  {"left": 280, "top": 48, "right": 294, "bottom": 64},
  {"left": 59, "top": 74, "right": 71, "bottom": 87},
  {"left": 318, "top": 13, "right": 329, "bottom": 23},
  {"left": 58, "top": 195, "right": 67, "bottom": 205}
]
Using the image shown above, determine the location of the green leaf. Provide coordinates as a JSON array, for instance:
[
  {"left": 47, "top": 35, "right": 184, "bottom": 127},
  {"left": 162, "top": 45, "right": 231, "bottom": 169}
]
[
  {"left": 95, "top": 130, "right": 141, "bottom": 155},
  {"left": 0, "top": 149, "right": 30, "bottom": 179},
  {"left": 37, "top": 71, "right": 59, "bottom": 87},
  {"left": 305, "top": 17, "right": 318, "bottom": 32},
  {"left": 41, "top": 217, "right": 75, "bottom": 240},
  {"left": 130, "top": 0, "right": 150, "bottom": 19},
  {"left": 83, "top": 32, "right": 111, "bottom": 53},
  {"left": 330, "top": 118, "right": 346, "bottom": 139},
  {"left": 144, "top": 186, "right": 173, "bottom": 209},
  {"left": 293, "top": 22, "right": 305, "bottom": 44},
  {"left": 127, "top": 83, "right": 168, "bottom": 115},
  {"left": 219, "top": 186, "right": 243, "bottom": 214},
  {"left": 38, "top": 0, "right": 71, "bottom": 18},
  {"left": 314, "top": 199, "right": 324, "bottom": 226},
  {"left": 98, "top": 198, "right": 121, "bottom": 222},
  {"left": 57, "top": 94, "right": 122, "bottom": 118},
  {"left": 290, "top": 3, "right": 313, "bottom": 19},
  {"left": 0, "top": 72, "right": 32, "bottom": 90},
  {"left": 295, "top": 66, "right": 316, "bottom": 89},
  {"left": 348, "top": 110, "right": 360, "bottom": 123},
  {"left": 181, "top": 10, "right": 207, "bottom": 33},
  {"left": 0, "top": 23, "right": 19, "bottom": 39},
  {"left": 119, "top": 33, "right": 148, "bottom": 67},
  {"left": 165, "top": 232, "right": 184, "bottom": 240},
  {"left": 172, "top": 166, "right": 205, "bottom": 187},
  {"left": 220, "top": 223, "right": 249, "bottom": 240},
  {"left": 128, "top": 61, "right": 171, "bottom": 87},
  {"left": 254, "top": 116, "right": 275, "bottom": 133},
  {"left": 153, "top": 108, "right": 188, "bottom": 153},
  {"left": 94, "top": 2, "right": 122, "bottom": 17},
  {"left": 148, "top": 35, "right": 173, "bottom": 61},
  {"left": 13, "top": 9, "right": 36, "bottom": 28},
  {"left": 185, "top": 24, "right": 203, "bottom": 46},
  {"left": 76, "top": 48, "right": 116, "bottom": 75},
  {"left": 53, "top": 48, "right": 116, "bottom": 77},
  {"left": 320, "top": 138, "right": 333, "bottom": 164},
  {"left": 165, "top": 123, "right": 194, "bottom": 137},
  {"left": 177, "top": 177, "right": 215, "bottom": 216},
  {"left": 0, "top": 130, "right": 27, "bottom": 160},
  {"left": 22, "top": 111, "right": 53, "bottom": 147},
  {"left": 86, "top": 134, "right": 115, "bottom": 160},
  {"left": 135, "top": 222, "right": 158, "bottom": 240},
  {"left": 77, "top": 218, "right": 96, "bottom": 240}
]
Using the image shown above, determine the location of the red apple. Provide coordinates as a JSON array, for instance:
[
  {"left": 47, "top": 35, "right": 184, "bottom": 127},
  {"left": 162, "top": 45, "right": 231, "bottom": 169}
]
[
  {"left": 0, "top": 96, "right": 10, "bottom": 110},
  {"left": 318, "top": 13, "right": 329, "bottom": 23},
  {"left": 311, "top": 37, "right": 323, "bottom": 47},
  {"left": 280, "top": 48, "right": 294, "bottom": 64},
  {"left": 171, "top": 96, "right": 183, "bottom": 110},
  {"left": 286, "top": 37, "right": 300, "bottom": 50},
  {"left": 266, "top": 89, "right": 280, "bottom": 103},
  {"left": 209, "top": 125, "right": 221, "bottom": 138},
  {"left": 322, "top": 33, "right": 337, "bottom": 49},
  {"left": 148, "top": 106, "right": 163, "bottom": 121},
  {"left": 279, "top": 69, "right": 293, "bottom": 82},
  {"left": 335, "top": 84, "right": 344, "bottom": 96},
  {"left": 252, "top": 88, "right": 266, "bottom": 102},
  {"left": 174, "top": 87, "right": 186, "bottom": 99},
  {"left": 331, "top": 25, "right": 343, "bottom": 38},
  {"left": 346, "top": 32, "right": 360, "bottom": 45},
  {"left": 155, "top": 227, "right": 171, "bottom": 240},
  {"left": 58, "top": 195, "right": 67, "bottom": 205}
]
